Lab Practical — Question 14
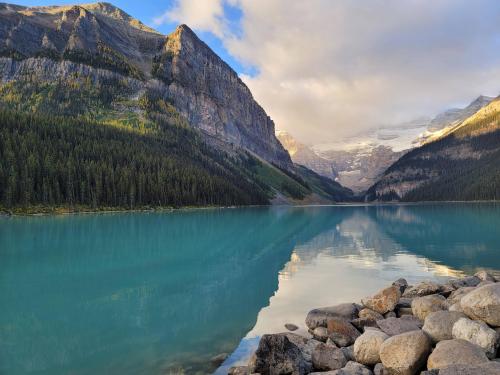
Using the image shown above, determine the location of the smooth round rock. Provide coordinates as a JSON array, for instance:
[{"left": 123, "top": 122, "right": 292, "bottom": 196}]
[
  {"left": 452, "top": 317, "right": 499, "bottom": 359},
  {"left": 362, "top": 285, "right": 401, "bottom": 315},
  {"left": 353, "top": 330, "right": 389, "bottom": 365},
  {"left": 411, "top": 294, "right": 447, "bottom": 320},
  {"left": 422, "top": 310, "right": 466, "bottom": 343},
  {"left": 427, "top": 339, "right": 489, "bottom": 370},
  {"left": 460, "top": 283, "right": 500, "bottom": 327},
  {"left": 379, "top": 330, "right": 431, "bottom": 375}
]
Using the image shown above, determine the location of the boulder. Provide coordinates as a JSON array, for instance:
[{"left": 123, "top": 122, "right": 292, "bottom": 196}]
[
  {"left": 353, "top": 330, "right": 389, "bottom": 365},
  {"left": 285, "top": 323, "right": 299, "bottom": 331},
  {"left": 379, "top": 330, "right": 431, "bottom": 375},
  {"left": 452, "top": 317, "right": 499, "bottom": 359},
  {"left": 403, "top": 281, "right": 441, "bottom": 298},
  {"left": 306, "top": 304, "right": 359, "bottom": 329},
  {"left": 312, "top": 326, "right": 329, "bottom": 342},
  {"left": 460, "top": 283, "right": 500, "bottom": 327},
  {"left": 397, "top": 298, "right": 413, "bottom": 308},
  {"left": 477, "top": 280, "right": 495, "bottom": 287},
  {"left": 376, "top": 316, "right": 422, "bottom": 336},
  {"left": 447, "top": 287, "right": 475, "bottom": 305},
  {"left": 362, "top": 285, "right": 401, "bottom": 314},
  {"left": 312, "top": 342, "right": 347, "bottom": 371},
  {"left": 438, "top": 362, "right": 500, "bottom": 375},
  {"left": 359, "top": 308, "right": 384, "bottom": 321},
  {"left": 393, "top": 278, "right": 408, "bottom": 294},
  {"left": 341, "top": 345, "right": 355, "bottom": 361},
  {"left": 228, "top": 366, "right": 250, "bottom": 375},
  {"left": 249, "top": 333, "right": 317, "bottom": 375},
  {"left": 373, "top": 363, "right": 384, "bottom": 375},
  {"left": 384, "top": 311, "right": 397, "bottom": 319},
  {"left": 411, "top": 294, "right": 447, "bottom": 320},
  {"left": 474, "top": 270, "right": 497, "bottom": 282},
  {"left": 422, "top": 310, "right": 467, "bottom": 343},
  {"left": 449, "top": 276, "right": 481, "bottom": 289},
  {"left": 448, "top": 302, "right": 463, "bottom": 313},
  {"left": 351, "top": 317, "right": 378, "bottom": 332},
  {"left": 427, "top": 339, "right": 489, "bottom": 370},
  {"left": 327, "top": 317, "right": 361, "bottom": 347},
  {"left": 334, "top": 361, "right": 374, "bottom": 375}
]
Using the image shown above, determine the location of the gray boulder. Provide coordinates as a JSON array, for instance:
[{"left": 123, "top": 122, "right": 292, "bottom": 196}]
[
  {"left": 474, "top": 270, "right": 497, "bottom": 282},
  {"left": 427, "top": 339, "right": 489, "bottom": 370},
  {"left": 452, "top": 317, "right": 499, "bottom": 359},
  {"left": 333, "top": 361, "right": 374, "bottom": 375},
  {"left": 312, "top": 326, "right": 329, "bottom": 342},
  {"left": 411, "top": 294, "right": 447, "bottom": 320},
  {"left": 377, "top": 316, "right": 422, "bottom": 336},
  {"left": 285, "top": 323, "right": 299, "bottom": 331},
  {"left": 373, "top": 363, "right": 384, "bottom": 375},
  {"left": 351, "top": 317, "right": 379, "bottom": 332},
  {"left": 460, "top": 283, "right": 500, "bottom": 327},
  {"left": 249, "top": 333, "right": 316, "bottom": 375},
  {"left": 447, "top": 287, "right": 475, "bottom": 305},
  {"left": 312, "top": 342, "right": 347, "bottom": 371},
  {"left": 327, "top": 317, "right": 361, "bottom": 347},
  {"left": 437, "top": 362, "right": 500, "bottom": 375},
  {"left": 422, "top": 310, "right": 466, "bottom": 343},
  {"left": 393, "top": 278, "right": 408, "bottom": 294},
  {"left": 403, "top": 281, "right": 441, "bottom": 298},
  {"left": 306, "top": 304, "right": 359, "bottom": 329},
  {"left": 449, "top": 276, "right": 481, "bottom": 289},
  {"left": 362, "top": 285, "right": 401, "bottom": 314},
  {"left": 341, "top": 345, "right": 355, "bottom": 361},
  {"left": 353, "top": 330, "right": 389, "bottom": 365},
  {"left": 379, "top": 330, "right": 431, "bottom": 375}
]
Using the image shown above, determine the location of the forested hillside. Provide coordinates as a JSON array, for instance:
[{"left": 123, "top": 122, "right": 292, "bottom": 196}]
[{"left": 367, "top": 98, "right": 500, "bottom": 201}]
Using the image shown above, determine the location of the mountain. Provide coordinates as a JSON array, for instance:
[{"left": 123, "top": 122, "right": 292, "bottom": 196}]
[
  {"left": 0, "top": 2, "right": 352, "bottom": 212},
  {"left": 0, "top": 2, "right": 290, "bottom": 167},
  {"left": 276, "top": 131, "right": 336, "bottom": 179},
  {"left": 367, "top": 97, "right": 500, "bottom": 201}
]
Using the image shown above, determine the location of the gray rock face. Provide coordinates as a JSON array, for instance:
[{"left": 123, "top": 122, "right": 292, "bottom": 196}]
[
  {"left": 0, "top": 4, "right": 292, "bottom": 167},
  {"left": 362, "top": 285, "right": 401, "bottom": 314},
  {"left": 411, "top": 294, "right": 447, "bottom": 320},
  {"left": 447, "top": 287, "right": 475, "bottom": 305},
  {"left": 422, "top": 310, "right": 466, "bottom": 343},
  {"left": 452, "top": 317, "right": 499, "bottom": 359},
  {"left": 353, "top": 330, "right": 389, "bottom": 365},
  {"left": 460, "top": 283, "right": 500, "bottom": 327},
  {"left": 377, "top": 316, "right": 422, "bottom": 336},
  {"left": 250, "top": 333, "right": 316, "bottom": 375},
  {"left": 312, "top": 342, "right": 347, "bottom": 371},
  {"left": 373, "top": 363, "right": 384, "bottom": 375},
  {"left": 327, "top": 318, "right": 361, "bottom": 347},
  {"left": 449, "top": 276, "right": 481, "bottom": 289},
  {"left": 306, "top": 304, "right": 359, "bottom": 330},
  {"left": 379, "top": 330, "right": 431, "bottom": 375},
  {"left": 333, "top": 361, "right": 374, "bottom": 375},
  {"left": 427, "top": 339, "right": 489, "bottom": 370}
]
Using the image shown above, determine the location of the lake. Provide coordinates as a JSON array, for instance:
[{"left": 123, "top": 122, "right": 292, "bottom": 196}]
[{"left": 1, "top": 204, "right": 500, "bottom": 374}]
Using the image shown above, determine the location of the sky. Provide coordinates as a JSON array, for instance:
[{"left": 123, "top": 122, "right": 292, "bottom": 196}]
[{"left": 11, "top": 0, "right": 500, "bottom": 145}]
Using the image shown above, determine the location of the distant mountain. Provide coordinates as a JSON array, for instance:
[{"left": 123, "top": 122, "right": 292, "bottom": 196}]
[
  {"left": 367, "top": 97, "right": 500, "bottom": 201},
  {"left": 276, "top": 131, "right": 336, "bottom": 179},
  {"left": 0, "top": 2, "right": 352, "bottom": 211}
]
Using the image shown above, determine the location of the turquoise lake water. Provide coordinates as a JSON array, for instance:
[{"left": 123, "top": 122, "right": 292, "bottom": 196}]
[{"left": 1, "top": 204, "right": 500, "bottom": 374}]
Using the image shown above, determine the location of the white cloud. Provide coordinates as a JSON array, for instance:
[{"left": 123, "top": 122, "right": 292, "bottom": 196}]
[{"left": 158, "top": 0, "right": 500, "bottom": 144}]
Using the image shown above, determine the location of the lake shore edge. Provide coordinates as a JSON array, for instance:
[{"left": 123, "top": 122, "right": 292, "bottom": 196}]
[{"left": 228, "top": 272, "right": 500, "bottom": 375}]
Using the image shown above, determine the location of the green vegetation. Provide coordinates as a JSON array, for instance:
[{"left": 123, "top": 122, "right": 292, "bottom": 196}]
[
  {"left": 0, "top": 109, "right": 271, "bottom": 211},
  {"left": 294, "top": 165, "right": 354, "bottom": 201}
]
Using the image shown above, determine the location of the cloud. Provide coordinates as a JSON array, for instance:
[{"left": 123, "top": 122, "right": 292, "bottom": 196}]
[{"left": 158, "top": 0, "right": 500, "bottom": 145}]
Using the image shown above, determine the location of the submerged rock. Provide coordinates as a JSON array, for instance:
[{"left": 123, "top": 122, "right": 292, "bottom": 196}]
[
  {"left": 460, "top": 283, "right": 500, "bottom": 327},
  {"left": 379, "top": 330, "right": 431, "bottom": 375},
  {"left": 211, "top": 353, "right": 229, "bottom": 366},
  {"left": 362, "top": 285, "right": 401, "bottom": 314},
  {"left": 452, "top": 317, "right": 499, "bottom": 359},
  {"left": 285, "top": 323, "right": 299, "bottom": 331},
  {"left": 306, "top": 304, "right": 359, "bottom": 330},
  {"left": 427, "top": 339, "right": 489, "bottom": 370}
]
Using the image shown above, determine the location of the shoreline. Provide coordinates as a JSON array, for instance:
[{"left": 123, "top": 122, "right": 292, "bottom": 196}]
[
  {"left": 1, "top": 199, "right": 499, "bottom": 217},
  {"left": 229, "top": 272, "right": 500, "bottom": 375}
]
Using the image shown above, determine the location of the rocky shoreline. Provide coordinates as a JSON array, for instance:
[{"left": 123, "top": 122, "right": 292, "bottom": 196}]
[{"left": 228, "top": 271, "right": 500, "bottom": 375}]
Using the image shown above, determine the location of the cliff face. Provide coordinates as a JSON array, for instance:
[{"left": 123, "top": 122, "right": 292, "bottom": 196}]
[{"left": 0, "top": 3, "right": 291, "bottom": 167}]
